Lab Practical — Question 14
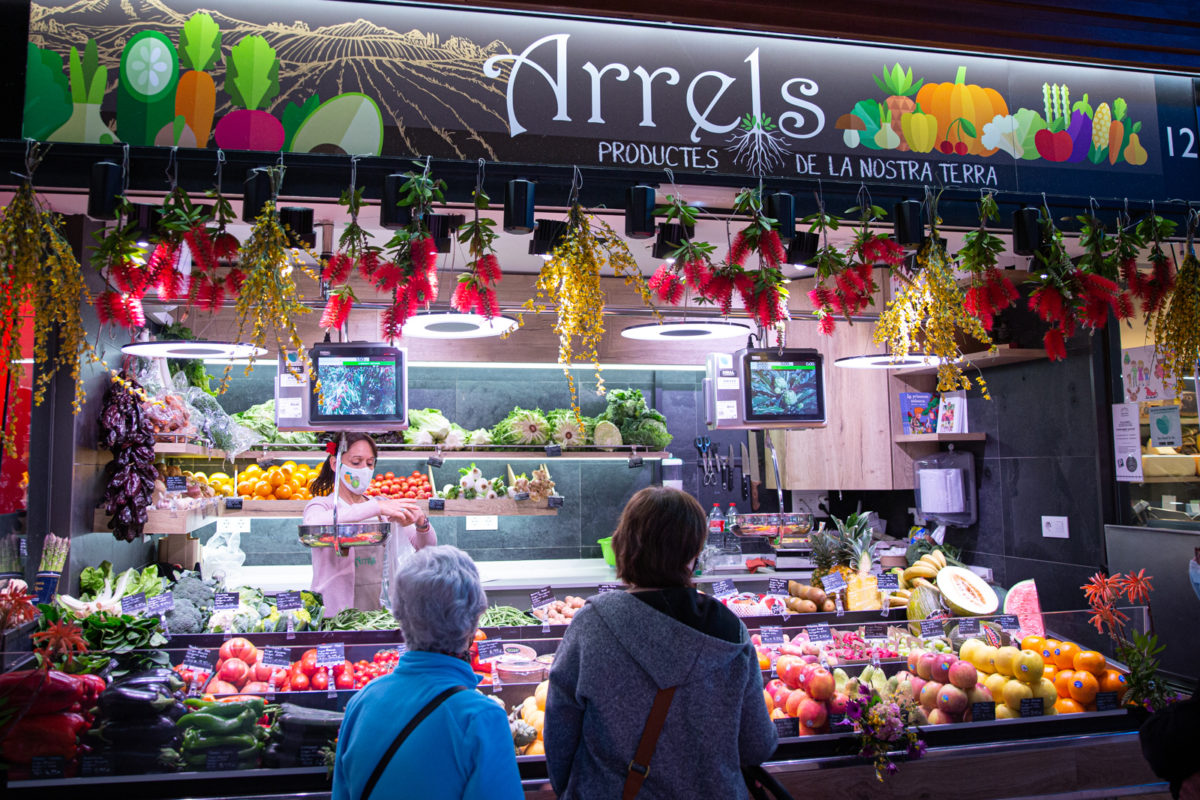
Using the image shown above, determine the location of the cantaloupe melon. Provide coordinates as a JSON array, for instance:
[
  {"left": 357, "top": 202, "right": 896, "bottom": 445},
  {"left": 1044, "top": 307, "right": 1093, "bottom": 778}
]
[{"left": 936, "top": 566, "right": 999, "bottom": 617}]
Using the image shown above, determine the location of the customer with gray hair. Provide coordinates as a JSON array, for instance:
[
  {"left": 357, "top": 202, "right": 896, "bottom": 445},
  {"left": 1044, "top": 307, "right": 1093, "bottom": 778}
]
[{"left": 332, "top": 545, "right": 523, "bottom": 800}]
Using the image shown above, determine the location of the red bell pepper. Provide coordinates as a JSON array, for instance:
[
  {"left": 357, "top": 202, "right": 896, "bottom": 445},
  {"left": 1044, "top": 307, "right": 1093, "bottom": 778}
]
[
  {"left": 0, "top": 670, "right": 85, "bottom": 715},
  {"left": 77, "top": 673, "right": 106, "bottom": 705},
  {"left": 0, "top": 711, "right": 88, "bottom": 762}
]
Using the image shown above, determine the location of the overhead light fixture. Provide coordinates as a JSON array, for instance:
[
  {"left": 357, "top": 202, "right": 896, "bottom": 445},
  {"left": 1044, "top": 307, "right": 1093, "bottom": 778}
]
[
  {"left": 893, "top": 199, "right": 924, "bottom": 247},
  {"left": 401, "top": 312, "right": 518, "bottom": 339},
  {"left": 121, "top": 341, "right": 269, "bottom": 359},
  {"left": 765, "top": 192, "right": 796, "bottom": 244},
  {"left": 88, "top": 161, "right": 123, "bottom": 220},
  {"left": 380, "top": 173, "right": 413, "bottom": 230},
  {"left": 1012, "top": 206, "right": 1043, "bottom": 256},
  {"left": 787, "top": 231, "right": 819, "bottom": 269},
  {"left": 428, "top": 213, "right": 465, "bottom": 253},
  {"left": 835, "top": 353, "right": 960, "bottom": 370},
  {"left": 503, "top": 179, "right": 536, "bottom": 234},
  {"left": 653, "top": 222, "right": 690, "bottom": 261},
  {"left": 625, "top": 185, "right": 657, "bottom": 240},
  {"left": 130, "top": 202, "right": 161, "bottom": 247},
  {"left": 278, "top": 206, "right": 315, "bottom": 249},
  {"left": 530, "top": 219, "right": 568, "bottom": 259},
  {"left": 243, "top": 169, "right": 273, "bottom": 222},
  {"left": 620, "top": 320, "right": 753, "bottom": 341}
]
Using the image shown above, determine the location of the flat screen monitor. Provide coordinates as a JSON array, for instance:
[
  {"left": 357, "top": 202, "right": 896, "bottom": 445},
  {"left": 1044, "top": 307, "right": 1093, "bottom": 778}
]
[
  {"left": 741, "top": 349, "right": 825, "bottom": 424},
  {"left": 307, "top": 344, "right": 406, "bottom": 424}
]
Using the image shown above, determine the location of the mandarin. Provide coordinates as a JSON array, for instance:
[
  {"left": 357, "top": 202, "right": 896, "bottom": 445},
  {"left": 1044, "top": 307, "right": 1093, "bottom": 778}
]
[
  {"left": 1054, "top": 669, "right": 1076, "bottom": 698},
  {"left": 1072, "top": 650, "right": 1106, "bottom": 676},
  {"left": 1053, "top": 641, "right": 1081, "bottom": 670},
  {"left": 1098, "top": 670, "right": 1128, "bottom": 698},
  {"left": 1056, "top": 697, "right": 1084, "bottom": 714},
  {"left": 1068, "top": 671, "right": 1099, "bottom": 705},
  {"left": 1021, "top": 635, "right": 1046, "bottom": 654}
]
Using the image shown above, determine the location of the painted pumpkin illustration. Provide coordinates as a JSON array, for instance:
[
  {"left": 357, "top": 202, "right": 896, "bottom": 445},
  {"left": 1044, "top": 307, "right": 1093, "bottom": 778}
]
[{"left": 915, "top": 66, "right": 1009, "bottom": 156}]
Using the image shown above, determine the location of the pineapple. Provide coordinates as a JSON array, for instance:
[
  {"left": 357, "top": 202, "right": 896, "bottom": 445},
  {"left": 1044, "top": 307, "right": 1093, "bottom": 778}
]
[
  {"left": 840, "top": 515, "right": 881, "bottom": 611},
  {"left": 809, "top": 530, "right": 838, "bottom": 588}
]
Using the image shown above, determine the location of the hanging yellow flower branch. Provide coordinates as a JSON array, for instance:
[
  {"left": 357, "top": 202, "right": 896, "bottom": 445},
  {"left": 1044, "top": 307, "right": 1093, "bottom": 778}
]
[
  {"left": 874, "top": 190, "right": 994, "bottom": 399},
  {"left": 1152, "top": 209, "right": 1200, "bottom": 396},
  {"left": 512, "top": 201, "right": 660, "bottom": 418},
  {"left": 0, "top": 143, "right": 97, "bottom": 454}
]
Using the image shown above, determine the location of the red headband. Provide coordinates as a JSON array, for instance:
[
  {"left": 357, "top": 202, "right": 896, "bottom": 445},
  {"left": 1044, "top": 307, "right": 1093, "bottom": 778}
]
[{"left": 325, "top": 441, "right": 338, "bottom": 456}]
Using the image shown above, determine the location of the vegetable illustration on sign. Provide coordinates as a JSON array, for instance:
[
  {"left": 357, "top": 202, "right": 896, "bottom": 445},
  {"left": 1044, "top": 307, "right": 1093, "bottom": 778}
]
[
  {"left": 175, "top": 12, "right": 222, "bottom": 148},
  {"left": 213, "top": 35, "right": 283, "bottom": 151},
  {"left": 116, "top": 31, "right": 179, "bottom": 146},
  {"left": 290, "top": 93, "right": 384, "bottom": 156},
  {"left": 24, "top": 44, "right": 73, "bottom": 141},
  {"left": 874, "top": 64, "right": 923, "bottom": 151},
  {"left": 914, "top": 66, "right": 1008, "bottom": 156},
  {"left": 49, "top": 39, "right": 115, "bottom": 144}
]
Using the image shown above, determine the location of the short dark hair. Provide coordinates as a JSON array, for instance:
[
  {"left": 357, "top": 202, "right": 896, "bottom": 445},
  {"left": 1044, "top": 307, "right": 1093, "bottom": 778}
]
[{"left": 613, "top": 487, "right": 707, "bottom": 588}]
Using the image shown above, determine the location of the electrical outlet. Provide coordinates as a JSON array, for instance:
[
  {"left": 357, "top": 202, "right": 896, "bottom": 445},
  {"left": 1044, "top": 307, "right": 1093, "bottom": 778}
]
[
  {"left": 465, "top": 515, "right": 498, "bottom": 531},
  {"left": 791, "top": 491, "right": 829, "bottom": 517},
  {"left": 1041, "top": 515, "right": 1069, "bottom": 539},
  {"left": 967, "top": 565, "right": 994, "bottom": 583}
]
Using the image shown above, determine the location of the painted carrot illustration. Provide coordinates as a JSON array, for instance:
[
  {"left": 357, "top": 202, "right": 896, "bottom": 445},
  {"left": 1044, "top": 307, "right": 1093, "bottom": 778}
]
[{"left": 175, "top": 12, "right": 222, "bottom": 147}]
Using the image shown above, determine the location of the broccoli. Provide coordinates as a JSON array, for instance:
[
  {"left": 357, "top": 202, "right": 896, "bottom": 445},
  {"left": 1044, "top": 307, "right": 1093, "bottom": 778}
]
[
  {"left": 172, "top": 574, "right": 214, "bottom": 606},
  {"left": 164, "top": 598, "right": 205, "bottom": 633}
]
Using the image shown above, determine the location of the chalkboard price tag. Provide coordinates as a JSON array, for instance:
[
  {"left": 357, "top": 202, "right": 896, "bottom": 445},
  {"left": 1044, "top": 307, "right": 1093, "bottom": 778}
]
[
  {"left": 1019, "top": 697, "right": 1045, "bottom": 717},
  {"left": 759, "top": 625, "right": 784, "bottom": 646},
  {"left": 773, "top": 717, "right": 800, "bottom": 738},
  {"left": 224, "top": 497, "right": 243, "bottom": 510},
  {"left": 298, "top": 745, "right": 326, "bottom": 768},
  {"left": 829, "top": 712, "right": 848, "bottom": 727},
  {"left": 427, "top": 497, "right": 445, "bottom": 511},
  {"left": 165, "top": 475, "right": 187, "bottom": 492},
  {"left": 205, "top": 747, "right": 242, "bottom": 771},
  {"left": 529, "top": 586, "right": 555, "bottom": 610},
  {"left": 971, "top": 702, "right": 997, "bottom": 722},
  {"left": 877, "top": 573, "right": 900, "bottom": 591},
  {"left": 31, "top": 755, "right": 65, "bottom": 779},
  {"left": 822, "top": 573, "right": 847, "bottom": 592},
  {"left": 628, "top": 454, "right": 644, "bottom": 469},
  {"left": 214, "top": 591, "right": 240, "bottom": 610},
  {"left": 261, "top": 646, "right": 292, "bottom": 668},
  {"left": 476, "top": 639, "right": 504, "bottom": 661},
  {"left": 544, "top": 444, "right": 562, "bottom": 457},
  {"left": 184, "top": 645, "right": 215, "bottom": 670},
  {"left": 147, "top": 591, "right": 174, "bottom": 617},
  {"left": 920, "top": 619, "right": 945, "bottom": 638},
  {"left": 996, "top": 614, "right": 1020, "bottom": 632},
  {"left": 18, "top": 537, "right": 26, "bottom": 557},
  {"left": 317, "top": 643, "right": 345, "bottom": 668},
  {"left": 957, "top": 618, "right": 981, "bottom": 635},
  {"left": 276, "top": 591, "right": 302, "bottom": 611},
  {"left": 120, "top": 592, "right": 147, "bottom": 616},
  {"left": 597, "top": 583, "right": 624, "bottom": 594},
  {"left": 547, "top": 495, "right": 565, "bottom": 508},
  {"left": 394, "top": 643, "right": 408, "bottom": 656},
  {"left": 512, "top": 492, "right": 531, "bottom": 502},
  {"left": 710, "top": 579, "right": 737, "bottom": 598},
  {"left": 79, "top": 753, "right": 113, "bottom": 777},
  {"left": 1095, "top": 691, "right": 1120, "bottom": 711},
  {"left": 864, "top": 623, "right": 891, "bottom": 640},
  {"left": 426, "top": 455, "right": 444, "bottom": 468},
  {"left": 806, "top": 623, "right": 833, "bottom": 643},
  {"left": 767, "top": 578, "right": 789, "bottom": 596}
]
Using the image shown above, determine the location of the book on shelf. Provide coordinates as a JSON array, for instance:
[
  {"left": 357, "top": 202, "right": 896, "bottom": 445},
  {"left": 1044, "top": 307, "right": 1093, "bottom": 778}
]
[
  {"left": 899, "top": 392, "right": 938, "bottom": 434},
  {"left": 936, "top": 391, "right": 968, "bottom": 434}
]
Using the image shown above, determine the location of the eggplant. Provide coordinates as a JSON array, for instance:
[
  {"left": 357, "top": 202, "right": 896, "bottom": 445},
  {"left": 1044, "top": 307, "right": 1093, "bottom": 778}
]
[
  {"left": 90, "top": 715, "right": 181, "bottom": 747},
  {"left": 97, "top": 685, "right": 177, "bottom": 720},
  {"left": 115, "top": 670, "right": 185, "bottom": 693}
]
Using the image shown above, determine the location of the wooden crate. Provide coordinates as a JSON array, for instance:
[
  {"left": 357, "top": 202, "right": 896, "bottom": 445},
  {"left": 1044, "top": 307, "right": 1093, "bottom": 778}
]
[
  {"left": 424, "top": 498, "right": 559, "bottom": 517},
  {"left": 93, "top": 500, "right": 222, "bottom": 535}
]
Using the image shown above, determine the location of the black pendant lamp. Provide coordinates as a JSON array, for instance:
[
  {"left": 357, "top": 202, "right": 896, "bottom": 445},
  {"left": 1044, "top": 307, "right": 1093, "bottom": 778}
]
[
  {"left": 380, "top": 172, "right": 413, "bottom": 230},
  {"left": 130, "top": 202, "right": 162, "bottom": 246},
  {"left": 652, "top": 222, "right": 690, "bottom": 261},
  {"left": 765, "top": 192, "right": 796, "bottom": 244},
  {"left": 1012, "top": 207, "right": 1043, "bottom": 256},
  {"left": 893, "top": 199, "right": 924, "bottom": 246},
  {"left": 279, "top": 206, "right": 315, "bottom": 249},
  {"left": 503, "top": 179, "right": 536, "bottom": 234},
  {"left": 530, "top": 219, "right": 568, "bottom": 258},
  {"left": 242, "top": 169, "right": 273, "bottom": 222},
  {"left": 787, "top": 231, "right": 819, "bottom": 267},
  {"left": 428, "top": 213, "right": 466, "bottom": 253},
  {"left": 625, "top": 185, "right": 657, "bottom": 240},
  {"left": 88, "top": 161, "right": 124, "bottom": 220}
]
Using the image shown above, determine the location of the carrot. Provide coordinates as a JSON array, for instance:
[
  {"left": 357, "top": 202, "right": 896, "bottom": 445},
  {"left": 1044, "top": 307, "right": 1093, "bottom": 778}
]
[
  {"left": 176, "top": 69, "right": 216, "bottom": 147},
  {"left": 1108, "top": 118, "right": 1125, "bottom": 165}
]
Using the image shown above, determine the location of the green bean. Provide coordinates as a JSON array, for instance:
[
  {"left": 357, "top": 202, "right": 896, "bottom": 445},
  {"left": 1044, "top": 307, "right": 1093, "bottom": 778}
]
[{"left": 479, "top": 605, "right": 537, "bottom": 627}]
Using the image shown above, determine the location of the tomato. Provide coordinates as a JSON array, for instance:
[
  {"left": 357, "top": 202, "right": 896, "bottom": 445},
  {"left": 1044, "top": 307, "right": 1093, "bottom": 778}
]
[
  {"left": 218, "top": 658, "right": 250, "bottom": 688},
  {"left": 475, "top": 629, "right": 487, "bottom": 641},
  {"left": 220, "top": 637, "right": 258, "bottom": 666},
  {"left": 335, "top": 671, "right": 354, "bottom": 690},
  {"left": 385, "top": 472, "right": 395, "bottom": 479},
  {"left": 310, "top": 670, "right": 329, "bottom": 691},
  {"left": 405, "top": 490, "right": 417, "bottom": 499},
  {"left": 333, "top": 660, "right": 353, "bottom": 677},
  {"left": 290, "top": 673, "right": 310, "bottom": 692},
  {"left": 300, "top": 649, "right": 318, "bottom": 677}
]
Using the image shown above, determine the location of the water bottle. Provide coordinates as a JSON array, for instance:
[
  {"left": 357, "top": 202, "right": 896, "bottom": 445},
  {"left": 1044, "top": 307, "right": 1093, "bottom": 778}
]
[
  {"left": 707, "top": 504, "right": 725, "bottom": 547},
  {"left": 724, "top": 504, "right": 739, "bottom": 551}
]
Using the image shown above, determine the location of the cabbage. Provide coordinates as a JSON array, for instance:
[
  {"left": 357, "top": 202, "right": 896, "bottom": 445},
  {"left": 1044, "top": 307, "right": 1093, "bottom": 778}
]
[
  {"left": 624, "top": 418, "right": 673, "bottom": 450},
  {"left": 547, "top": 409, "right": 586, "bottom": 448},
  {"left": 466, "top": 427, "right": 493, "bottom": 446},
  {"left": 491, "top": 407, "right": 550, "bottom": 445},
  {"left": 592, "top": 420, "right": 623, "bottom": 449},
  {"left": 442, "top": 424, "right": 468, "bottom": 450},
  {"left": 406, "top": 408, "right": 451, "bottom": 441}
]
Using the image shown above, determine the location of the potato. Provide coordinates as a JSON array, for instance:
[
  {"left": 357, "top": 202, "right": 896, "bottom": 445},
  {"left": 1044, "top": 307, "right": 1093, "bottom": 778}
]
[
  {"left": 822, "top": 599, "right": 836, "bottom": 612},
  {"left": 798, "top": 599, "right": 818, "bottom": 614}
]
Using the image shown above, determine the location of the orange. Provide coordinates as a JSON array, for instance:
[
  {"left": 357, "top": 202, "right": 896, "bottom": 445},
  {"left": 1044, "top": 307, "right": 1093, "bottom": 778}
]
[
  {"left": 1072, "top": 650, "right": 1106, "bottom": 676},
  {"left": 1053, "top": 641, "right": 1081, "bottom": 670},
  {"left": 1068, "top": 671, "right": 1099, "bottom": 705},
  {"left": 254, "top": 480, "right": 273, "bottom": 497},
  {"left": 1021, "top": 635, "right": 1046, "bottom": 655},
  {"left": 1040, "top": 639, "right": 1060, "bottom": 663},
  {"left": 273, "top": 483, "right": 293, "bottom": 500},
  {"left": 268, "top": 470, "right": 286, "bottom": 488},
  {"left": 290, "top": 477, "right": 306, "bottom": 491},
  {"left": 242, "top": 464, "right": 262, "bottom": 477},
  {"left": 1056, "top": 697, "right": 1084, "bottom": 714},
  {"left": 1043, "top": 664, "right": 1058, "bottom": 681},
  {"left": 237, "top": 480, "right": 255, "bottom": 495},
  {"left": 1098, "top": 670, "right": 1128, "bottom": 698},
  {"left": 1054, "top": 669, "right": 1076, "bottom": 699}
]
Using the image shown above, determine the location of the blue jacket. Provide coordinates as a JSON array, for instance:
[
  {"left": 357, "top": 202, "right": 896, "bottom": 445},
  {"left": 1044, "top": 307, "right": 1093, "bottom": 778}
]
[{"left": 332, "top": 650, "right": 523, "bottom": 800}]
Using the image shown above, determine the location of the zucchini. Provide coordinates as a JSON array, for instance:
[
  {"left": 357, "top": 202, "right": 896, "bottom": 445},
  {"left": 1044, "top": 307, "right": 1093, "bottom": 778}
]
[{"left": 276, "top": 703, "right": 344, "bottom": 732}]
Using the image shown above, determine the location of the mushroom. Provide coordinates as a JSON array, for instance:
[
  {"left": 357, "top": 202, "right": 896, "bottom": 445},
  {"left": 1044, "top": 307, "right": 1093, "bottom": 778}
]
[{"left": 837, "top": 113, "right": 866, "bottom": 148}]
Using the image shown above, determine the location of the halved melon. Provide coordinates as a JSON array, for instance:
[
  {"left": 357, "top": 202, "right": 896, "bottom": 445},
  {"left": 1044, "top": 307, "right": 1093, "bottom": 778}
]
[
  {"left": 289, "top": 92, "right": 383, "bottom": 156},
  {"left": 936, "top": 566, "right": 999, "bottom": 617}
]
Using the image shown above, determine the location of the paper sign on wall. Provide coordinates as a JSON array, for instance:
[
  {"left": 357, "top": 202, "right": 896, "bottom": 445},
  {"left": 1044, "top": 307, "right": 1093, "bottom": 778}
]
[
  {"left": 1149, "top": 405, "right": 1182, "bottom": 448},
  {"left": 1112, "top": 402, "right": 1144, "bottom": 482}
]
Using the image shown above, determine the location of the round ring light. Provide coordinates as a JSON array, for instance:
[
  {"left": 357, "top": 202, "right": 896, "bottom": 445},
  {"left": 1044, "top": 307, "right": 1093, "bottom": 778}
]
[
  {"left": 121, "top": 341, "right": 268, "bottom": 359},
  {"left": 401, "top": 312, "right": 519, "bottom": 339},
  {"left": 620, "top": 321, "right": 754, "bottom": 341}
]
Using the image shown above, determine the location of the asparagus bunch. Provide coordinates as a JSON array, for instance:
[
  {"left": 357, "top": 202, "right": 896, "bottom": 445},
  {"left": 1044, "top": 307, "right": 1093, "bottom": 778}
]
[{"left": 39, "top": 533, "right": 69, "bottom": 573}]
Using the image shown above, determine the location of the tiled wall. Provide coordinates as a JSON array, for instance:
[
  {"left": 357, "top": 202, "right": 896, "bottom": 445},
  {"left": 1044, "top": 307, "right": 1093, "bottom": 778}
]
[{"left": 193, "top": 363, "right": 749, "bottom": 566}]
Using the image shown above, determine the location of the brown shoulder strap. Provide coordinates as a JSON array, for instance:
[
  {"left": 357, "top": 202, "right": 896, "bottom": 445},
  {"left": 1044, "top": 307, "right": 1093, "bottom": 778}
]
[{"left": 622, "top": 686, "right": 678, "bottom": 800}]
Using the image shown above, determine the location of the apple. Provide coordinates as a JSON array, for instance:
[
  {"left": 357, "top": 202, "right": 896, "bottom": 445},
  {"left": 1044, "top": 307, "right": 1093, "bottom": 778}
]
[
  {"left": 966, "top": 685, "right": 993, "bottom": 705},
  {"left": 928, "top": 708, "right": 962, "bottom": 725},
  {"left": 807, "top": 668, "right": 835, "bottom": 701},
  {"left": 785, "top": 688, "right": 809, "bottom": 717},
  {"left": 769, "top": 682, "right": 792, "bottom": 709},
  {"left": 919, "top": 680, "right": 943, "bottom": 711},
  {"left": 797, "top": 698, "right": 828, "bottom": 731},
  {"left": 910, "top": 676, "right": 927, "bottom": 698},
  {"left": 936, "top": 684, "right": 969, "bottom": 715},
  {"left": 916, "top": 652, "right": 938, "bottom": 680},
  {"left": 827, "top": 692, "right": 850, "bottom": 715},
  {"left": 932, "top": 653, "right": 956, "bottom": 684},
  {"left": 1013, "top": 650, "right": 1045, "bottom": 684},
  {"left": 907, "top": 649, "right": 924, "bottom": 673},
  {"left": 776, "top": 656, "right": 803, "bottom": 690},
  {"left": 948, "top": 659, "right": 979, "bottom": 690}
]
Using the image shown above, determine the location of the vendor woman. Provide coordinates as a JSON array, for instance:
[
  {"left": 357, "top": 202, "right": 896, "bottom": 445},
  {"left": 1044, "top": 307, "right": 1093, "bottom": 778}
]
[{"left": 303, "top": 432, "right": 436, "bottom": 615}]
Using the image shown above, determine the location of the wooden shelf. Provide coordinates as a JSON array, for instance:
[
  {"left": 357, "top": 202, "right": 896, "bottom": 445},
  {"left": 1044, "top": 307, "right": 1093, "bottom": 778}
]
[
  {"left": 93, "top": 501, "right": 222, "bottom": 535},
  {"left": 153, "top": 442, "right": 227, "bottom": 458},
  {"left": 1137, "top": 476, "right": 1200, "bottom": 484},
  {"left": 892, "top": 348, "right": 1045, "bottom": 377},
  {"left": 236, "top": 448, "right": 671, "bottom": 461},
  {"left": 219, "top": 497, "right": 560, "bottom": 518},
  {"left": 893, "top": 432, "right": 987, "bottom": 443}
]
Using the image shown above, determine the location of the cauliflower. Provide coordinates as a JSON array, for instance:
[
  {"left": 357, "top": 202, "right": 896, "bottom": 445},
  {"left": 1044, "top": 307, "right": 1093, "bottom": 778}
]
[
  {"left": 981, "top": 114, "right": 1022, "bottom": 159},
  {"left": 205, "top": 603, "right": 261, "bottom": 634},
  {"left": 466, "top": 428, "right": 493, "bottom": 447},
  {"left": 163, "top": 598, "right": 205, "bottom": 633}
]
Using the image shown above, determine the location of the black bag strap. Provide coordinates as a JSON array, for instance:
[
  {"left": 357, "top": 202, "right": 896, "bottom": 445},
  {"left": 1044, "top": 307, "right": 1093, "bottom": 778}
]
[{"left": 361, "top": 684, "right": 469, "bottom": 800}]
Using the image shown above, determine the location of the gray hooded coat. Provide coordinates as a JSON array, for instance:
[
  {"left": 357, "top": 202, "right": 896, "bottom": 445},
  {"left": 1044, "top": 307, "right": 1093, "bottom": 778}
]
[{"left": 544, "top": 590, "right": 778, "bottom": 799}]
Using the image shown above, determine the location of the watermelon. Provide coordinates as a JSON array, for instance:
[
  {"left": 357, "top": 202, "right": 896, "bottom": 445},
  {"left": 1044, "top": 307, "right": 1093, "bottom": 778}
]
[{"left": 1002, "top": 579, "right": 1045, "bottom": 639}]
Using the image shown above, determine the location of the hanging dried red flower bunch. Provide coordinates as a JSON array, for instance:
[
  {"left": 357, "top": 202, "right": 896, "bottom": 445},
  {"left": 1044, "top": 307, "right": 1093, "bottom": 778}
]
[
  {"left": 1122, "top": 213, "right": 1176, "bottom": 316},
  {"left": 959, "top": 193, "right": 1019, "bottom": 332},
  {"left": 92, "top": 199, "right": 151, "bottom": 331},
  {"left": 452, "top": 187, "right": 503, "bottom": 319},
  {"left": 377, "top": 160, "right": 445, "bottom": 340},
  {"left": 701, "top": 187, "right": 788, "bottom": 329},
  {"left": 646, "top": 195, "right": 715, "bottom": 306},
  {"left": 813, "top": 200, "right": 904, "bottom": 333},
  {"left": 318, "top": 179, "right": 382, "bottom": 332}
]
